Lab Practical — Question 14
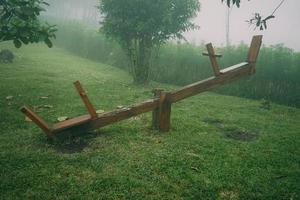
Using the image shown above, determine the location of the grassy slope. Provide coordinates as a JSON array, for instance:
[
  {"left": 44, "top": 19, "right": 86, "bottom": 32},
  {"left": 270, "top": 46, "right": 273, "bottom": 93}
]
[{"left": 0, "top": 43, "right": 299, "bottom": 200}]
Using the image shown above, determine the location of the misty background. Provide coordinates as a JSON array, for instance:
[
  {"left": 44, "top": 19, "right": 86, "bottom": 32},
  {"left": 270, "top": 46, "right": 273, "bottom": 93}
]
[
  {"left": 186, "top": 0, "right": 300, "bottom": 51},
  {"left": 42, "top": 0, "right": 300, "bottom": 107},
  {"left": 45, "top": 0, "right": 300, "bottom": 51}
]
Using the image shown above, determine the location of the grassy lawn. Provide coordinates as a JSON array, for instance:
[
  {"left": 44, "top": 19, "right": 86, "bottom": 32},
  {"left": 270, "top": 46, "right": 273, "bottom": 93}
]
[{"left": 0, "top": 43, "right": 299, "bottom": 200}]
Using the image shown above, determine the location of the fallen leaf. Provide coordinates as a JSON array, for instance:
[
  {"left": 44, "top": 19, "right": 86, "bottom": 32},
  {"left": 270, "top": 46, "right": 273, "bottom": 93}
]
[
  {"left": 25, "top": 116, "right": 32, "bottom": 122},
  {"left": 43, "top": 105, "right": 53, "bottom": 109},
  {"left": 191, "top": 167, "right": 199, "bottom": 171},
  {"left": 57, "top": 116, "right": 69, "bottom": 122},
  {"left": 6, "top": 96, "right": 13, "bottom": 100},
  {"left": 33, "top": 105, "right": 53, "bottom": 111},
  {"left": 96, "top": 110, "right": 105, "bottom": 114}
]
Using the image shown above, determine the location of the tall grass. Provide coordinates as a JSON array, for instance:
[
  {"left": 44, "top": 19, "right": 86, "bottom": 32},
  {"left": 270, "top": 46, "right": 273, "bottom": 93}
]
[
  {"left": 152, "top": 42, "right": 300, "bottom": 107},
  {"left": 53, "top": 21, "right": 128, "bottom": 69},
  {"left": 51, "top": 21, "right": 300, "bottom": 107}
]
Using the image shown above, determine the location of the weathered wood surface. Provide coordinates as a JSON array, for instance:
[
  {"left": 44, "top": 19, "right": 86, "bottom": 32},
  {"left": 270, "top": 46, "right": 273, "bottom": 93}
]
[
  {"left": 21, "top": 106, "right": 54, "bottom": 138},
  {"left": 171, "top": 62, "right": 252, "bottom": 103},
  {"left": 152, "top": 89, "right": 164, "bottom": 129},
  {"left": 202, "top": 52, "right": 222, "bottom": 58},
  {"left": 247, "top": 35, "right": 263, "bottom": 63},
  {"left": 52, "top": 115, "right": 91, "bottom": 133},
  {"left": 73, "top": 98, "right": 159, "bottom": 131},
  {"left": 206, "top": 43, "right": 221, "bottom": 76},
  {"left": 74, "top": 81, "right": 97, "bottom": 119},
  {"left": 158, "top": 92, "right": 172, "bottom": 132}
]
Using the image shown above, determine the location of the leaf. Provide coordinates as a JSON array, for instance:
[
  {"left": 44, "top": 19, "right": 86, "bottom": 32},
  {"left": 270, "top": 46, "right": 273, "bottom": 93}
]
[
  {"left": 25, "top": 116, "right": 32, "bottom": 122},
  {"left": 40, "top": 95, "right": 50, "bottom": 99},
  {"left": 264, "top": 15, "right": 275, "bottom": 21},
  {"left": 6, "top": 96, "right": 14, "bottom": 100},
  {"left": 263, "top": 21, "right": 267, "bottom": 29},
  {"left": 57, "top": 116, "right": 69, "bottom": 122},
  {"left": 96, "top": 110, "right": 105, "bottom": 114}
]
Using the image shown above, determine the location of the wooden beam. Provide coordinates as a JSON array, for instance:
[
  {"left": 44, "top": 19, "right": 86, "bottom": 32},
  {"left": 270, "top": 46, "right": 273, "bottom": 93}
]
[
  {"left": 206, "top": 43, "right": 221, "bottom": 76},
  {"left": 158, "top": 92, "right": 172, "bottom": 132},
  {"left": 52, "top": 114, "right": 91, "bottom": 133},
  {"left": 202, "top": 52, "right": 222, "bottom": 58},
  {"left": 171, "top": 62, "right": 251, "bottom": 103},
  {"left": 53, "top": 98, "right": 160, "bottom": 133},
  {"left": 247, "top": 35, "right": 263, "bottom": 63},
  {"left": 74, "top": 81, "right": 97, "bottom": 119},
  {"left": 20, "top": 106, "right": 54, "bottom": 138}
]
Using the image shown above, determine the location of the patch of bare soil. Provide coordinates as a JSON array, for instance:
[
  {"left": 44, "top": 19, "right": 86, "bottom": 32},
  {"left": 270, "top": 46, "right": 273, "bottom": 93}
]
[
  {"left": 203, "top": 118, "right": 224, "bottom": 128},
  {"left": 55, "top": 139, "right": 89, "bottom": 154},
  {"left": 224, "top": 128, "right": 258, "bottom": 142}
]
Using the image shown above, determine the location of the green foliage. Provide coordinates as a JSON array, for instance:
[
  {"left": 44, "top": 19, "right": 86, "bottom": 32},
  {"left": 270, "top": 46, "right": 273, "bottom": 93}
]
[
  {"left": 99, "top": 0, "right": 200, "bottom": 47},
  {"left": 0, "top": 0, "right": 57, "bottom": 48},
  {"left": 222, "top": 0, "right": 241, "bottom": 8},
  {"left": 99, "top": 0, "right": 200, "bottom": 84}
]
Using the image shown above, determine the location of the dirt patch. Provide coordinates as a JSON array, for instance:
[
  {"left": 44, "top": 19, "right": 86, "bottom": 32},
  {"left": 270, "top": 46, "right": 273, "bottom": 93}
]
[
  {"left": 55, "top": 139, "right": 89, "bottom": 154},
  {"left": 224, "top": 128, "right": 258, "bottom": 142},
  {"left": 203, "top": 118, "right": 224, "bottom": 128}
]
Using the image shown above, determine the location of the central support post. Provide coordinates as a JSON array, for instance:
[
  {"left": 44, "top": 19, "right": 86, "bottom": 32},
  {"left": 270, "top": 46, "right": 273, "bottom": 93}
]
[
  {"left": 152, "top": 89, "right": 172, "bottom": 132},
  {"left": 159, "top": 92, "right": 172, "bottom": 131}
]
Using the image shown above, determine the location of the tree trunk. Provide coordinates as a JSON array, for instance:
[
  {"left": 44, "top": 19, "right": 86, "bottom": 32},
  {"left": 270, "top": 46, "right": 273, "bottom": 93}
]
[{"left": 129, "top": 39, "right": 152, "bottom": 85}]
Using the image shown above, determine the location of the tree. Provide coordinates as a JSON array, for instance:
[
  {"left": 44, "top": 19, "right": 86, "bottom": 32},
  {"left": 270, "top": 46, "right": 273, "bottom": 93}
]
[
  {"left": 99, "top": 0, "right": 200, "bottom": 84},
  {"left": 0, "top": 0, "right": 57, "bottom": 48}
]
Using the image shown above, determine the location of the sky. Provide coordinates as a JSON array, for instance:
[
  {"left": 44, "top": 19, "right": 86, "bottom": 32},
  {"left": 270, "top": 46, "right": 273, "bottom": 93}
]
[{"left": 184, "top": 0, "right": 300, "bottom": 51}]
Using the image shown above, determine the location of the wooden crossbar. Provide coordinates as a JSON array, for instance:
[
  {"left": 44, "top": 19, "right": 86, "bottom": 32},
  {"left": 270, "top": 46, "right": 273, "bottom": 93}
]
[
  {"left": 20, "top": 106, "right": 54, "bottom": 138},
  {"left": 21, "top": 35, "right": 263, "bottom": 138},
  {"left": 202, "top": 52, "right": 222, "bottom": 58},
  {"left": 74, "top": 81, "right": 97, "bottom": 119},
  {"left": 205, "top": 43, "right": 222, "bottom": 76}
]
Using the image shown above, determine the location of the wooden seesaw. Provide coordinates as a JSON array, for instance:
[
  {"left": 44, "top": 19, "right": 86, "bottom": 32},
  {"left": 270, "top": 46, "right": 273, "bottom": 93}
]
[{"left": 21, "top": 35, "right": 263, "bottom": 139}]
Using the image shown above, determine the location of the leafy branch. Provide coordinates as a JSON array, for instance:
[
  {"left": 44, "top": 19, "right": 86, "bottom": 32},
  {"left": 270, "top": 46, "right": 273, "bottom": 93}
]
[{"left": 222, "top": 0, "right": 286, "bottom": 30}]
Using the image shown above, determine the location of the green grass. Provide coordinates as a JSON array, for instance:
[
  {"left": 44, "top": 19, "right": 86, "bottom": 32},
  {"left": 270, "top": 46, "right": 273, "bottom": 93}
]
[{"left": 0, "top": 43, "right": 299, "bottom": 200}]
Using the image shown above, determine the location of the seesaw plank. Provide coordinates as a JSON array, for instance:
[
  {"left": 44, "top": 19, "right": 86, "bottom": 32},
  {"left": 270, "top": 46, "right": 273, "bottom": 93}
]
[
  {"left": 171, "top": 62, "right": 252, "bottom": 103},
  {"left": 52, "top": 115, "right": 91, "bottom": 133}
]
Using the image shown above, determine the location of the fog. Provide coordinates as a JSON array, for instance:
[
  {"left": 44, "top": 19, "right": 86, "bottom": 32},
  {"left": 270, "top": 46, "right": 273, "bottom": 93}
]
[
  {"left": 44, "top": 0, "right": 300, "bottom": 51},
  {"left": 185, "top": 0, "right": 300, "bottom": 51}
]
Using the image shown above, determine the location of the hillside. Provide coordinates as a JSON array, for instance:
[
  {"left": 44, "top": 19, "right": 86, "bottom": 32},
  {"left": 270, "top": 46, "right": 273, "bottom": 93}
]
[{"left": 0, "top": 43, "right": 299, "bottom": 199}]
